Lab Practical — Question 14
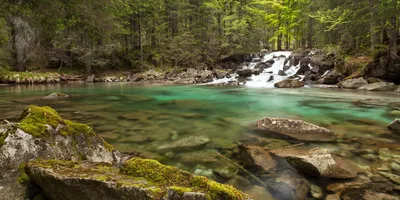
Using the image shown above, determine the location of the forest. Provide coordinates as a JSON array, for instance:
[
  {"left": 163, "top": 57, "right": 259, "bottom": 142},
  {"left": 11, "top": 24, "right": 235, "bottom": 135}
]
[{"left": 0, "top": 0, "right": 399, "bottom": 74}]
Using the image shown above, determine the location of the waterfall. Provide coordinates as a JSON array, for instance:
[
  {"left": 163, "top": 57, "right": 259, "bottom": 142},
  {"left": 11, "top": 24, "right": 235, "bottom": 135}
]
[{"left": 209, "top": 51, "right": 302, "bottom": 88}]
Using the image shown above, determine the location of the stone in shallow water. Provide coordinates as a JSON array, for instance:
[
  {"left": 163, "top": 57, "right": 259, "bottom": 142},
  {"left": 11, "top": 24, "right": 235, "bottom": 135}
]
[
  {"left": 43, "top": 92, "right": 70, "bottom": 100},
  {"left": 341, "top": 77, "right": 368, "bottom": 89},
  {"left": 266, "top": 169, "right": 310, "bottom": 200},
  {"left": 244, "top": 186, "right": 274, "bottom": 200},
  {"left": 388, "top": 119, "right": 400, "bottom": 135},
  {"left": 256, "top": 117, "right": 335, "bottom": 142},
  {"left": 157, "top": 135, "right": 210, "bottom": 151},
  {"left": 274, "top": 79, "right": 305, "bottom": 88},
  {"left": 326, "top": 175, "right": 371, "bottom": 195},
  {"left": 358, "top": 82, "right": 396, "bottom": 91},
  {"left": 271, "top": 147, "right": 360, "bottom": 179},
  {"left": 117, "top": 135, "right": 153, "bottom": 144},
  {"left": 310, "top": 184, "right": 323, "bottom": 199},
  {"left": 236, "top": 145, "right": 277, "bottom": 172}
]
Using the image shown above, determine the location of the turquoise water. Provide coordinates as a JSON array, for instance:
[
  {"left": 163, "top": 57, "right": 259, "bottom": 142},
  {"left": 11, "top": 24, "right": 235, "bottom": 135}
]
[{"left": 0, "top": 83, "right": 399, "bottom": 198}]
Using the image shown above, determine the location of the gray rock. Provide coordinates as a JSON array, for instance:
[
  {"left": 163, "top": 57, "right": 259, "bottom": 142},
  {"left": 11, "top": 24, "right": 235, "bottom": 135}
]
[
  {"left": 358, "top": 82, "right": 396, "bottom": 91},
  {"left": 157, "top": 136, "right": 210, "bottom": 151},
  {"left": 341, "top": 77, "right": 368, "bottom": 89},
  {"left": 271, "top": 147, "right": 360, "bottom": 179},
  {"left": 236, "top": 69, "right": 253, "bottom": 77},
  {"left": 256, "top": 117, "right": 335, "bottom": 142},
  {"left": 388, "top": 119, "right": 400, "bottom": 135},
  {"left": 43, "top": 92, "right": 70, "bottom": 100},
  {"left": 274, "top": 80, "right": 305, "bottom": 88},
  {"left": 86, "top": 74, "right": 95, "bottom": 82},
  {"left": 278, "top": 70, "right": 287, "bottom": 76}
]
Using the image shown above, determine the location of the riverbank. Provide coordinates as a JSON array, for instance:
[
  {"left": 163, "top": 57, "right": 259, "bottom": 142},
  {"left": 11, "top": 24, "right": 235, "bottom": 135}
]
[{"left": 1, "top": 50, "right": 400, "bottom": 92}]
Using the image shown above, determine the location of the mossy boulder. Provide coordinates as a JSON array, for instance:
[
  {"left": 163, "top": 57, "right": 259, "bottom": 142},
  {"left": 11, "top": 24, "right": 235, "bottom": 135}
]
[
  {"left": 25, "top": 158, "right": 251, "bottom": 200},
  {"left": 0, "top": 106, "right": 119, "bottom": 200}
]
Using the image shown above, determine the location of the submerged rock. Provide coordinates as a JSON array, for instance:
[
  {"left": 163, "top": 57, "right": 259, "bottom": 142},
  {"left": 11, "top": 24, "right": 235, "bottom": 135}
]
[
  {"left": 266, "top": 170, "right": 310, "bottom": 200},
  {"left": 256, "top": 117, "right": 335, "bottom": 142},
  {"left": 388, "top": 119, "right": 400, "bottom": 135},
  {"left": 274, "top": 80, "right": 305, "bottom": 88},
  {"left": 236, "top": 145, "right": 277, "bottom": 172},
  {"left": 341, "top": 77, "right": 368, "bottom": 89},
  {"left": 310, "top": 184, "right": 323, "bottom": 199},
  {"left": 358, "top": 82, "right": 396, "bottom": 91},
  {"left": 43, "top": 92, "right": 70, "bottom": 100},
  {"left": 271, "top": 147, "right": 360, "bottom": 179},
  {"left": 0, "top": 105, "right": 117, "bottom": 200},
  {"left": 157, "top": 135, "right": 210, "bottom": 151},
  {"left": 26, "top": 158, "right": 251, "bottom": 200}
]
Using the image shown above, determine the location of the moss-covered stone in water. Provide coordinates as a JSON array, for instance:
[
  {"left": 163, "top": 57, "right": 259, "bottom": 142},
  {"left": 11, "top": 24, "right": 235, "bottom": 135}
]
[{"left": 121, "top": 158, "right": 249, "bottom": 199}]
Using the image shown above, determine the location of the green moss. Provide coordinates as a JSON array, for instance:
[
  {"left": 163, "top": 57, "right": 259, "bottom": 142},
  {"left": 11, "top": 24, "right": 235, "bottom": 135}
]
[
  {"left": 121, "top": 158, "right": 249, "bottom": 199},
  {"left": 17, "top": 105, "right": 114, "bottom": 152},
  {"left": 19, "top": 105, "right": 64, "bottom": 137},
  {"left": 0, "top": 130, "right": 8, "bottom": 148},
  {"left": 17, "top": 164, "right": 30, "bottom": 184},
  {"left": 29, "top": 159, "right": 79, "bottom": 169},
  {"left": 27, "top": 159, "right": 249, "bottom": 199},
  {"left": 169, "top": 186, "right": 192, "bottom": 195}
]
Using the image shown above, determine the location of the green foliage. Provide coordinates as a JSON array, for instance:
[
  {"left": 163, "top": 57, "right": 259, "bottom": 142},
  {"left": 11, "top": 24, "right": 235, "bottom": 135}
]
[{"left": 0, "top": 0, "right": 398, "bottom": 71}]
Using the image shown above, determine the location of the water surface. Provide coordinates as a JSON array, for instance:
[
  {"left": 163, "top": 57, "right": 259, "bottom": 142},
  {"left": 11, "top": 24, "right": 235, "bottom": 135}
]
[{"left": 1, "top": 83, "right": 399, "bottom": 198}]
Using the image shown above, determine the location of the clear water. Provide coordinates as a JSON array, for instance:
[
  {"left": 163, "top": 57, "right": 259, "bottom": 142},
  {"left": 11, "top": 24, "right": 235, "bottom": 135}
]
[{"left": 0, "top": 83, "right": 399, "bottom": 199}]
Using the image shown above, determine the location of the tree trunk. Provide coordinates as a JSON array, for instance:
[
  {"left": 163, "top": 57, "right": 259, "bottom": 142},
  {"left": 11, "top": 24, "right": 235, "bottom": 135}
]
[
  {"left": 369, "top": 0, "right": 379, "bottom": 51},
  {"left": 277, "top": 33, "right": 283, "bottom": 51},
  {"left": 389, "top": 0, "right": 399, "bottom": 60},
  {"left": 8, "top": 16, "right": 36, "bottom": 72}
]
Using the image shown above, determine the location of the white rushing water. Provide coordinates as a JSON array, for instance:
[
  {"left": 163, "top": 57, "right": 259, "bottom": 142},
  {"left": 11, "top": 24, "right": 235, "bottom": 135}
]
[{"left": 210, "top": 51, "right": 302, "bottom": 88}]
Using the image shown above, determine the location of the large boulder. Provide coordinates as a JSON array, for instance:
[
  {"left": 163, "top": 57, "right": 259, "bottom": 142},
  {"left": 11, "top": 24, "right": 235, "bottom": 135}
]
[
  {"left": 358, "top": 82, "right": 396, "bottom": 91},
  {"left": 26, "top": 158, "right": 251, "bottom": 200},
  {"left": 388, "top": 119, "right": 400, "bottom": 135},
  {"left": 274, "top": 80, "right": 305, "bottom": 88},
  {"left": 256, "top": 117, "right": 335, "bottom": 142},
  {"left": 0, "top": 106, "right": 118, "bottom": 200},
  {"left": 271, "top": 147, "right": 360, "bottom": 179},
  {"left": 236, "top": 69, "right": 253, "bottom": 78},
  {"left": 316, "top": 69, "right": 344, "bottom": 85},
  {"left": 341, "top": 77, "right": 368, "bottom": 89}
]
